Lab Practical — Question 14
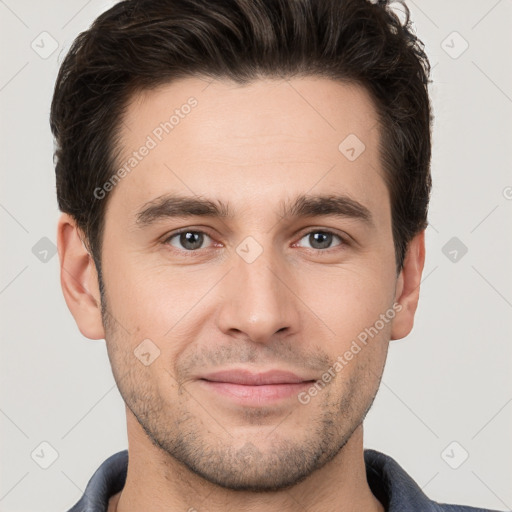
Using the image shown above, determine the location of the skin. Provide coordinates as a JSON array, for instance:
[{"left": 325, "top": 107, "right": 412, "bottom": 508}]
[{"left": 57, "top": 76, "right": 425, "bottom": 512}]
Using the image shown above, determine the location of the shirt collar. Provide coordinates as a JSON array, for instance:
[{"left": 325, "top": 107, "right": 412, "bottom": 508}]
[
  {"left": 67, "top": 448, "right": 440, "bottom": 512},
  {"left": 364, "top": 448, "right": 439, "bottom": 511}
]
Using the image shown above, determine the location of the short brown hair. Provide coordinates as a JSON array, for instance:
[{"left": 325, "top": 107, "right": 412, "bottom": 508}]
[{"left": 51, "top": 0, "right": 432, "bottom": 275}]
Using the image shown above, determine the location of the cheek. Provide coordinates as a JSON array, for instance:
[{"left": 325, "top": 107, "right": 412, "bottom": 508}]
[
  {"left": 102, "top": 261, "right": 218, "bottom": 374},
  {"left": 299, "top": 263, "right": 396, "bottom": 339},
  {"left": 293, "top": 265, "right": 394, "bottom": 391},
  {"left": 102, "top": 255, "right": 195, "bottom": 330}
]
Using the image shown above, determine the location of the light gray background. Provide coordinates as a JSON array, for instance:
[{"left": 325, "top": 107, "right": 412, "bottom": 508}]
[{"left": 1, "top": 1, "right": 511, "bottom": 511}]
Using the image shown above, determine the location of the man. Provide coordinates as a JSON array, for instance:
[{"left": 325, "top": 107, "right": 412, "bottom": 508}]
[{"left": 51, "top": 0, "right": 502, "bottom": 511}]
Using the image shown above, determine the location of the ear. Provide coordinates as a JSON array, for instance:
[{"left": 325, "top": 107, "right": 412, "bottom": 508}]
[
  {"left": 57, "top": 213, "right": 105, "bottom": 340},
  {"left": 391, "top": 230, "right": 426, "bottom": 341}
]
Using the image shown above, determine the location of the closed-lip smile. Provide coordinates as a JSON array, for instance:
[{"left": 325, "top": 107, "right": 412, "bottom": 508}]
[{"left": 197, "top": 369, "right": 316, "bottom": 404}]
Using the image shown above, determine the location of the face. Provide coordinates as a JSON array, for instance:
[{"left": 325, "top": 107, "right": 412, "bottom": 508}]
[{"left": 93, "top": 77, "right": 404, "bottom": 490}]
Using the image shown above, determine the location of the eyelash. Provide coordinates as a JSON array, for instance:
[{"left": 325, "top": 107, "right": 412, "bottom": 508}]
[{"left": 162, "top": 228, "right": 349, "bottom": 257}]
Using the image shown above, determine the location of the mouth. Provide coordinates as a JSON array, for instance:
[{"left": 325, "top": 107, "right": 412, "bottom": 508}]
[{"left": 197, "top": 369, "right": 316, "bottom": 404}]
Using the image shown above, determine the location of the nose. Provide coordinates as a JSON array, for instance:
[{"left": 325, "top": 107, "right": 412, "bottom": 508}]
[{"left": 216, "top": 244, "right": 301, "bottom": 344}]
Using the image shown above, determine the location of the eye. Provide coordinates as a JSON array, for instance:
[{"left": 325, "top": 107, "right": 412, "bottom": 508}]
[
  {"left": 295, "top": 230, "right": 344, "bottom": 251},
  {"left": 165, "top": 230, "right": 213, "bottom": 251}
]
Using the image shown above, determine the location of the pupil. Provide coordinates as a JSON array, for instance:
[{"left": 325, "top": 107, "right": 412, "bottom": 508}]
[
  {"left": 310, "top": 232, "right": 331, "bottom": 249},
  {"left": 181, "top": 232, "right": 203, "bottom": 250}
]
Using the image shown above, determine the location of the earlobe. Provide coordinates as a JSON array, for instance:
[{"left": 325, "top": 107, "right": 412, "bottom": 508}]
[
  {"left": 57, "top": 213, "right": 105, "bottom": 340},
  {"left": 390, "top": 230, "right": 426, "bottom": 341}
]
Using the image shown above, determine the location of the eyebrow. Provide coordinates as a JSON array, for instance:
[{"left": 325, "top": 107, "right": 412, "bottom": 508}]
[{"left": 135, "top": 193, "right": 374, "bottom": 228}]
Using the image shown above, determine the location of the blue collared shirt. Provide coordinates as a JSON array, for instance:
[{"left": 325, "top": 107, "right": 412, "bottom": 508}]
[{"left": 66, "top": 448, "right": 502, "bottom": 511}]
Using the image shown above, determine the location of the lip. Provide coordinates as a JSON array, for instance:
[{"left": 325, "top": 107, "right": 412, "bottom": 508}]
[
  {"left": 200, "top": 369, "right": 313, "bottom": 385},
  {"left": 197, "top": 369, "right": 316, "bottom": 405}
]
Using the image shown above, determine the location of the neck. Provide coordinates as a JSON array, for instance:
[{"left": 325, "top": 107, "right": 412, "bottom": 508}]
[{"left": 110, "top": 410, "right": 384, "bottom": 512}]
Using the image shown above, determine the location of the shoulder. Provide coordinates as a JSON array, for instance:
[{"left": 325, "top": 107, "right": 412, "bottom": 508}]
[
  {"left": 364, "top": 448, "right": 503, "bottom": 512},
  {"left": 435, "top": 505, "right": 503, "bottom": 512}
]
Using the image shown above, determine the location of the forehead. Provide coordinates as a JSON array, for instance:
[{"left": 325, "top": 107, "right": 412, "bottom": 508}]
[{"left": 111, "top": 76, "right": 387, "bottom": 222}]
